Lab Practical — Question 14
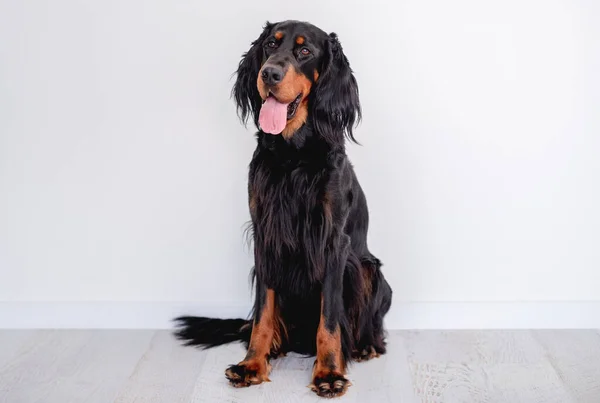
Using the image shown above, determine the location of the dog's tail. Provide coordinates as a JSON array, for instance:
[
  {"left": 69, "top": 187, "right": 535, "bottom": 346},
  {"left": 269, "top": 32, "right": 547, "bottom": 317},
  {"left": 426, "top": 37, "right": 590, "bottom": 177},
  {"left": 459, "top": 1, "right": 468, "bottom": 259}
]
[{"left": 173, "top": 316, "right": 252, "bottom": 349}]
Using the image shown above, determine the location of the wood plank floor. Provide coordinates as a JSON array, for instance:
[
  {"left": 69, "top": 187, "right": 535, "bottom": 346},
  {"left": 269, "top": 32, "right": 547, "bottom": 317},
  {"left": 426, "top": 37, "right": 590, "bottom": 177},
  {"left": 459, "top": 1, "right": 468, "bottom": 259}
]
[{"left": 0, "top": 330, "right": 599, "bottom": 402}]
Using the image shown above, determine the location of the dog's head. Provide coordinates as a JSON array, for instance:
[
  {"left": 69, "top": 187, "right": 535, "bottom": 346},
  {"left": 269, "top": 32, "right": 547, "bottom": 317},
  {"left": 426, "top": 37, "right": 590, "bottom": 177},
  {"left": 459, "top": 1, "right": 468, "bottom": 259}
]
[{"left": 233, "top": 20, "right": 361, "bottom": 143}]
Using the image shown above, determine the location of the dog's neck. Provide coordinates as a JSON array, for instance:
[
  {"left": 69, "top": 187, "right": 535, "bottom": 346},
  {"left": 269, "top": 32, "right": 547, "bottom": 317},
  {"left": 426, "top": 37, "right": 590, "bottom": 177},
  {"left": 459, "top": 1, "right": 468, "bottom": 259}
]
[{"left": 256, "top": 120, "right": 345, "bottom": 158}]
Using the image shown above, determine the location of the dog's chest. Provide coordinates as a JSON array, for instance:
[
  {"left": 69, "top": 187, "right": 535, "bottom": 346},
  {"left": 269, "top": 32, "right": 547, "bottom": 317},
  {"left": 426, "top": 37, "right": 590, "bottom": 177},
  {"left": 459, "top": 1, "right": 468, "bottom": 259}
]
[{"left": 250, "top": 160, "right": 330, "bottom": 252}]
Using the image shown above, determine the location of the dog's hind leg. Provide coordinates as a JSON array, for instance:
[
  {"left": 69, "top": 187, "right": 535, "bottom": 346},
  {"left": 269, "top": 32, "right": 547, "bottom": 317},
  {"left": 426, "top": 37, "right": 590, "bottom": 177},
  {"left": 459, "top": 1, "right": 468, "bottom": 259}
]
[{"left": 352, "top": 256, "right": 392, "bottom": 361}]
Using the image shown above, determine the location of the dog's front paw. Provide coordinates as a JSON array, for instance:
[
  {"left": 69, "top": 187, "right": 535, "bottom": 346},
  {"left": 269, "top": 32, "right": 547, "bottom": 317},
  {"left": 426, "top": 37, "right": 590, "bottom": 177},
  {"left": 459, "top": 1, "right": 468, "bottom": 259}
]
[
  {"left": 310, "top": 370, "right": 351, "bottom": 398},
  {"left": 225, "top": 360, "right": 271, "bottom": 388}
]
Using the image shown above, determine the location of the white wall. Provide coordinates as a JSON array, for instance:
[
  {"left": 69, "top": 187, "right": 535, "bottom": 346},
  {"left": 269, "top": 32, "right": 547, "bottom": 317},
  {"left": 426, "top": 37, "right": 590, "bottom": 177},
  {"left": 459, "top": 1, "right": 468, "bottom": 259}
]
[{"left": 1, "top": 0, "right": 599, "bottom": 328}]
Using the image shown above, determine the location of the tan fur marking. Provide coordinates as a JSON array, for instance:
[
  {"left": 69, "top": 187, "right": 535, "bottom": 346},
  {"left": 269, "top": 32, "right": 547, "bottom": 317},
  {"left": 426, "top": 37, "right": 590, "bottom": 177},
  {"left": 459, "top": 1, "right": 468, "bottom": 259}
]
[
  {"left": 271, "top": 303, "right": 288, "bottom": 354},
  {"left": 280, "top": 69, "right": 312, "bottom": 139},
  {"left": 272, "top": 68, "right": 311, "bottom": 103},
  {"left": 313, "top": 69, "right": 319, "bottom": 82},
  {"left": 296, "top": 36, "right": 305, "bottom": 45},
  {"left": 310, "top": 303, "right": 349, "bottom": 397},
  {"left": 281, "top": 102, "right": 308, "bottom": 139},
  {"left": 353, "top": 345, "right": 380, "bottom": 362},
  {"left": 256, "top": 65, "right": 313, "bottom": 138},
  {"left": 249, "top": 190, "right": 257, "bottom": 216},
  {"left": 309, "top": 296, "right": 351, "bottom": 397},
  {"left": 362, "top": 267, "right": 373, "bottom": 297},
  {"left": 313, "top": 316, "right": 345, "bottom": 374},
  {"left": 274, "top": 31, "right": 283, "bottom": 40},
  {"left": 313, "top": 295, "right": 345, "bottom": 378},
  {"left": 233, "top": 289, "right": 280, "bottom": 384}
]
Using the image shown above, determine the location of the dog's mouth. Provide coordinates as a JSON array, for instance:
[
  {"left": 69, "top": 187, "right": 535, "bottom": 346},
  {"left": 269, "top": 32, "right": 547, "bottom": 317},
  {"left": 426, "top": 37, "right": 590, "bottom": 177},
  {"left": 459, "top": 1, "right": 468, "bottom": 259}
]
[
  {"left": 285, "top": 93, "right": 303, "bottom": 119},
  {"left": 259, "top": 93, "right": 303, "bottom": 135}
]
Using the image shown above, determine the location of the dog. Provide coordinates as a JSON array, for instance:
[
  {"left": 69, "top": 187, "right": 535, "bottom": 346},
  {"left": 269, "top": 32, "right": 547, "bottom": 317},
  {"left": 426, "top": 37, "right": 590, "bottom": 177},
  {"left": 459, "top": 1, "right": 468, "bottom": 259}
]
[{"left": 174, "top": 20, "right": 392, "bottom": 398}]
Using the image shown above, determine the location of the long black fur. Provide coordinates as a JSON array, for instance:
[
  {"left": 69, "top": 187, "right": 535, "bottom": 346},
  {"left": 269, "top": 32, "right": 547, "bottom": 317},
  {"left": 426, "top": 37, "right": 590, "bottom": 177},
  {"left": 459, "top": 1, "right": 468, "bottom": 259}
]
[
  {"left": 174, "top": 19, "right": 392, "bottom": 376},
  {"left": 174, "top": 316, "right": 251, "bottom": 348}
]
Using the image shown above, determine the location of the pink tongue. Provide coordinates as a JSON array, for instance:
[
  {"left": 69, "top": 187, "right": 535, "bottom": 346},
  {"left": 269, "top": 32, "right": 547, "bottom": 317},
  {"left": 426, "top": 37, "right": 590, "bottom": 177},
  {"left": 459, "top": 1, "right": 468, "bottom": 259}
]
[{"left": 259, "top": 96, "right": 289, "bottom": 134}]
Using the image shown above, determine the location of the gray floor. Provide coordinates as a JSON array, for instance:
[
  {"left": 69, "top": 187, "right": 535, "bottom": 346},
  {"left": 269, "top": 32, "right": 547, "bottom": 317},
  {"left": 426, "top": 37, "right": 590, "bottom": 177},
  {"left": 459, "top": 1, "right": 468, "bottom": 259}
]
[{"left": 0, "top": 330, "right": 599, "bottom": 402}]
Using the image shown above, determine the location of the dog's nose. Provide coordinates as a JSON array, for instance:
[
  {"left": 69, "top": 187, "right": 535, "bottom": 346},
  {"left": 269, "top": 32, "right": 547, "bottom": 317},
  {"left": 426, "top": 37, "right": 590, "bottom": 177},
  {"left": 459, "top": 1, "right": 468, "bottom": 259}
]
[{"left": 261, "top": 66, "right": 283, "bottom": 86}]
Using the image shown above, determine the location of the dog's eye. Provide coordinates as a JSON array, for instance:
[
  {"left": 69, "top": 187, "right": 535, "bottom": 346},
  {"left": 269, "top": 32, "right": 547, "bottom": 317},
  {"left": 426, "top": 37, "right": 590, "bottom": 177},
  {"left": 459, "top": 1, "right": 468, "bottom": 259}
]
[
  {"left": 300, "top": 47, "right": 311, "bottom": 55},
  {"left": 267, "top": 40, "right": 277, "bottom": 48}
]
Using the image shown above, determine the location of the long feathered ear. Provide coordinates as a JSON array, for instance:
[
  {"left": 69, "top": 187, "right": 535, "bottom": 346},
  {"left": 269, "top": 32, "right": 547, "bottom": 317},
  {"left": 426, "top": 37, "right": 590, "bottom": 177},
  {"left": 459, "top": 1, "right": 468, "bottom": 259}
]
[
  {"left": 311, "top": 33, "right": 362, "bottom": 145},
  {"left": 233, "top": 22, "right": 274, "bottom": 128}
]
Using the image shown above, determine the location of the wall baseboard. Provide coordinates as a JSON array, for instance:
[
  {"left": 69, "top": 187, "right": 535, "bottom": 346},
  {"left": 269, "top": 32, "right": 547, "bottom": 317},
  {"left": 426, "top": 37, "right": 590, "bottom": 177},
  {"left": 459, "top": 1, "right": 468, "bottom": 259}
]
[{"left": 1, "top": 301, "right": 599, "bottom": 329}]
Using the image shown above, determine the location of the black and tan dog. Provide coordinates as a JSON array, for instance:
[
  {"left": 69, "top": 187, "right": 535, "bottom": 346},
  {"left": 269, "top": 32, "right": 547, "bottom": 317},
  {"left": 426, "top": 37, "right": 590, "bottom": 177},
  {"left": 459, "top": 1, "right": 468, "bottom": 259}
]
[{"left": 174, "top": 20, "right": 392, "bottom": 398}]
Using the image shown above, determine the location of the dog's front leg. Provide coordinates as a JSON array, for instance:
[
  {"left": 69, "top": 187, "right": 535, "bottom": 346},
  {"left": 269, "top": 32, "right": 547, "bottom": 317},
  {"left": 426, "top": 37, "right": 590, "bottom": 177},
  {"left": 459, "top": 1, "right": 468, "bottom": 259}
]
[
  {"left": 310, "top": 234, "right": 351, "bottom": 398},
  {"left": 225, "top": 283, "right": 275, "bottom": 387}
]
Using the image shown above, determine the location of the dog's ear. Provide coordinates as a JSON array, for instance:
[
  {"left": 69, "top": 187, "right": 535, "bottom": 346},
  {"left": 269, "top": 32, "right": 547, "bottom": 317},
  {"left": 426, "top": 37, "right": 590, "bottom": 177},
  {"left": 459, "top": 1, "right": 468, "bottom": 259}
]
[
  {"left": 311, "top": 33, "right": 361, "bottom": 144},
  {"left": 233, "top": 21, "right": 274, "bottom": 128}
]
